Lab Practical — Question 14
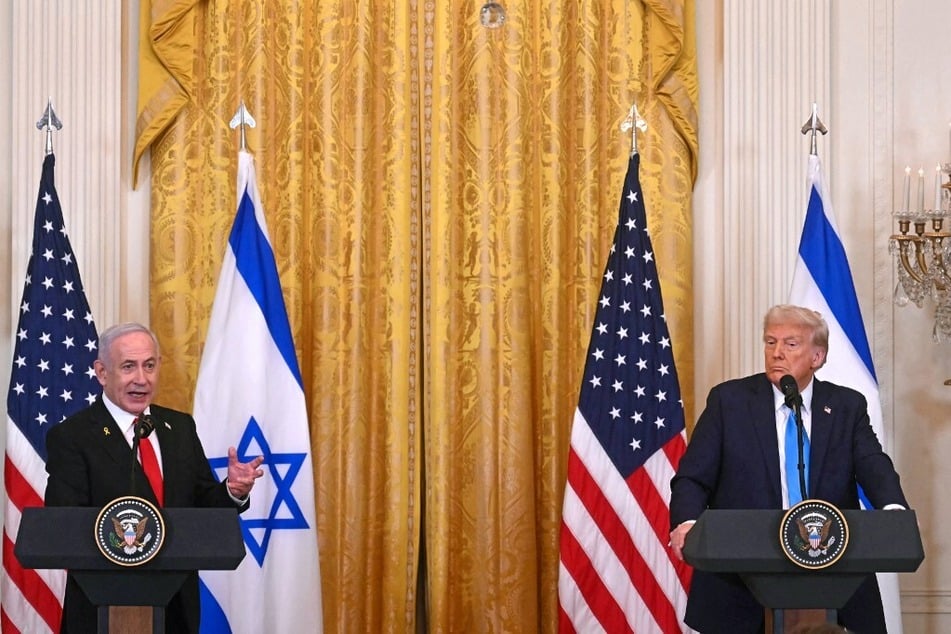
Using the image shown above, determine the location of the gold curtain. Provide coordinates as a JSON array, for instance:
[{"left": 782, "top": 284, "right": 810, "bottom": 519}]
[{"left": 137, "top": 0, "right": 697, "bottom": 631}]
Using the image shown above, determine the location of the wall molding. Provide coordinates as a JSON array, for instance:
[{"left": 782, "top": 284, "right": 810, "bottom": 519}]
[{"left": 902, "top": 589, "right": 951, "bottom": 614}]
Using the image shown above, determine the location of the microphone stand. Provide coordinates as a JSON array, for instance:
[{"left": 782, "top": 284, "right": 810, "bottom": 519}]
[
  {"left": 129, "top": 421, "right": 142, "bottom": 496},
  {"left": 128, "top": 415, "right": 153, "bottom": 496},
  {"left": 791, "top": 396, "right": 808, "bottom": 500}
]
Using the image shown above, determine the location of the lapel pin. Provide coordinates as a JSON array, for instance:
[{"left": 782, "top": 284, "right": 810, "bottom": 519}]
[
  {"left": 165, "top": 421, "right": 172, "bottom": 430},
  {"left": 824, "top": 406, "right": 831, "bottom": 414},
  {"left": 103, "top": 427, "right": 110, "bottom": 436}
]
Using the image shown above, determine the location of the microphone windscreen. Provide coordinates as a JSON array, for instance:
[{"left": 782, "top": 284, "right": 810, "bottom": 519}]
[
  {"left": 779, "top": 374, "right": 798, "bottom": 397},
  {"left": 136, "top": 414, "right": 155, "bottom": 439}
]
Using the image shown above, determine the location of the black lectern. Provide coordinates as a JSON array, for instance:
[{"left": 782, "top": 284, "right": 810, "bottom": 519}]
[
  {"left": 682, "top": 509, "right": 924, "bottom": 633},
  {"left": 15, "top": 506, "right": 245, "bottom": 634}
]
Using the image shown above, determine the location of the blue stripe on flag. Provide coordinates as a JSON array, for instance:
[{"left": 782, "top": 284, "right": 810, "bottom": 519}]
[
  {"left": 799, "top": 181, "right": 877, "bottom": 513},
  {"left": 798, "top": 185, "right": 877, "bottom": 380},
  {"left": 199, "top": 578, "right": 232, "bottom": 634},
  {"left": 196, "top": 151, "right": 323, "bottom": 633},
  {"left": 791, "top": 155, "right": 902, "bottom": 634},
  {"left": 229, "top": 190, "right": 303, "bottom": 387}
]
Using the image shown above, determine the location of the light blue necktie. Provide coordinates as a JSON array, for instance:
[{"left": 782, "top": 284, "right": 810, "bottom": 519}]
[{"left": 784, "top": 407, "right": 810, "bottom": 505}]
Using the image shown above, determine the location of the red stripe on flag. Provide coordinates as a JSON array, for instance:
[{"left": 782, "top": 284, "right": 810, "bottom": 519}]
[
  {"left": 556, "top": 600, "right": 576, "bottom": 634},
  {"left": 4, "top": 458, "right": 44, "bottom": 511},
  {"left": 662, "top": 433, "right": 687, "bottom": 470},
  {"left": 627, "top": 440, "right": 693, "bottom": 590},
  {"left": 4, "top": 457, "right": 62, "bottom": 632},
  {"left": 2, "top": 532, "right": 62, "bottom": 632},
  {"left": 1, "top": 607, "right": 21, "bottom": 634},
  {"left": 662, "top": 434, "right": 693, "bottom": 591},
  {"left": 627, "top": 457, "right": 674, "bottom": 547},
  {"left": 566, "top": 447, "right": 682, "bottom": 633},
  {"left": 559, "top": 519, "right": 634, "bottom": 634}
]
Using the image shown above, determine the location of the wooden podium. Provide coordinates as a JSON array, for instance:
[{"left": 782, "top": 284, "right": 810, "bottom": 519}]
[
  {"left": 15, "top": 506, "right": 245, "bottom": 633},
  {"left": 682, "top": 509, "right": 924, "bottom": 633}
]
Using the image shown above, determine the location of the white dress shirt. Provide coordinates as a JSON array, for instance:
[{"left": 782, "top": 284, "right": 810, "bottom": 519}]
[
  {"left": 101, "top": 394, "right": 164, "bottom": 476},
  {"left": 773, "top": 380, "right": 812, "bottom": 509}
]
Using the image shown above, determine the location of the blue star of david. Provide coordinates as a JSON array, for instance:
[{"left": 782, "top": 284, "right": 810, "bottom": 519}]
[{"left": 207, "top": 416, "right": 310, "bottom": 566}]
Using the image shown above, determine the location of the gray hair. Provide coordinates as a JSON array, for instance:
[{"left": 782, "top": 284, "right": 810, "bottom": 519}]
[{"left": 97, "top": 322, "right": 161, "bottom": 367}]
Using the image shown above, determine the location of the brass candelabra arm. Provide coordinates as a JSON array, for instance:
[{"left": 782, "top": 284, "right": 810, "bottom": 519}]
[
  {"left": 891, "top": 235, "right": 928, "bottom": 286},
  {"left": 889, "top": 160, "right": 951, "bottom": 353}
]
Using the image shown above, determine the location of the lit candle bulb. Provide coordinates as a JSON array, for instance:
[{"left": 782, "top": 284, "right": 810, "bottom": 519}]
[
  {"left": 903, "top": 166, "right": 911, "bottom": 212},
  {"left": 918, "top": 167, "right": 925, "bottom": 213},
  {"left": 937, "top": 164, "right": 945, "bottom": 212}
]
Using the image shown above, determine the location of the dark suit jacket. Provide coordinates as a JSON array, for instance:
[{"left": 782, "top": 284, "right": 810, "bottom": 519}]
[
  {"left": 45, "top": 398, "right": 245, "bottom": 634},
  {"left": 670, "top": 374, "right": 908, "bottom": 634}
]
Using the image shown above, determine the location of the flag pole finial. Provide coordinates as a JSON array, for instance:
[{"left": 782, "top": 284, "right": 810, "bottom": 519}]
[
  {"left": 801, "top": 102, "right": 828, "bottom": 157},
  {"left": 36, "top": 97, "right": 62, "bottom": 156},
  {"left": 229, "top": 101, "right": 256, "bottom": 152},
  {"left": 620, "top": 104, "right": 648, "bottom": 157}
]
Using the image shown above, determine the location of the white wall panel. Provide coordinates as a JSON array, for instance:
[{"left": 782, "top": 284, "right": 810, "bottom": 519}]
[
  {"left": 697, "top": 1, "right": 951, "bottom": 630},
  {"left": 696, "top": 0, "right": 831, "bottom": 385},
  {"left": 0, "top": 0, "right": 149, "bottom": 533}
]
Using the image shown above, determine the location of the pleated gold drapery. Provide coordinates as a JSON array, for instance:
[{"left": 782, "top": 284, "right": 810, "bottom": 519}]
[{"left": 135, "top": 1, "right": 697, "bottom": 631}]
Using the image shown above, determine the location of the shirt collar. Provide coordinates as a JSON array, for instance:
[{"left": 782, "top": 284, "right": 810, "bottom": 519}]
[
  {"left": 772, "top": 377, "right": 813, "bottom": 415},
  {"left": 101, "top": 394, "right": 151, "bottom": 433}
]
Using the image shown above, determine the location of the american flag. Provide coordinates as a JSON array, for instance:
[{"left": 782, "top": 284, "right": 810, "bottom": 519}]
[
  {"left": 557, "top": 153, "right": 692, "bottom": 633},
  {"left": 2, "top": 154, "right": 100, "bottom": 633}
]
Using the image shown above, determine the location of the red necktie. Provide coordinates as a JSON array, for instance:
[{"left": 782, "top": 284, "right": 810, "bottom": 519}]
[{"left": 137, "top": 428, "right": 164, "bottom": 506}]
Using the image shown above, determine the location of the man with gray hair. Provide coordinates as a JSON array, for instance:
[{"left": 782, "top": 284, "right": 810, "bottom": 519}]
[{"left": 45, "top": 322, "right": 265, "bottom": 633}]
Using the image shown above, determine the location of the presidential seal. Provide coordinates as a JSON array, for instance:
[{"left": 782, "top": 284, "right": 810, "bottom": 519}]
[
  {"left": 779, "top": 499, "right": 849, "bottom": 569},
  {"left": 94, "top": 496, "right": 165, "bottom": 566}
]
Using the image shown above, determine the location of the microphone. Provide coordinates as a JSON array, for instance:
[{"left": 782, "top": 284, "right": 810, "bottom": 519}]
[
  {"left": 129, "top": 414, "right": 155, "bottom": 496},
  {"left": 779, "top": 374, "right": 808, "bottom": 501},
  {"left": 136, "top": 414, "right": 155, "bottom": 439},
  {"left": 779, "top": 374, "right": 802, "bottom": 408}
]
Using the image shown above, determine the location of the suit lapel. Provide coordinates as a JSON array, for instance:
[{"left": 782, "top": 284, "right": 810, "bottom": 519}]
[
  {"left": 88, "top": 398, "right": 133, "bottom": 468},
  {"left": 808, "top": 379, "right": 833, "bottom": 495},
  {"left": 149, "top": 407, "right": 184, "bottom": 504},
  {"left": 748, "top": 375, "right": 783, "bottom": 505},
  {"left": 86, "top": 399, "right": 165, "bottom": 505}
]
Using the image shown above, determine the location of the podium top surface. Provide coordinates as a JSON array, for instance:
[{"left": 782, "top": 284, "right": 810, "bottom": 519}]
[
  {"left": 683, "top": 508, "right": 924, "bottom": 575},
  {"left": 15, "top": 506, "right": 245, "bottom": 572}
]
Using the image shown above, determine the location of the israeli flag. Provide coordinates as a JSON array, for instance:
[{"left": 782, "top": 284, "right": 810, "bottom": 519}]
[
  {"left": 194, "top": 151, "right": 323, "bottom": 633},
  {"left": 789, "top": 153, "right": 902, "bottom": 634}
]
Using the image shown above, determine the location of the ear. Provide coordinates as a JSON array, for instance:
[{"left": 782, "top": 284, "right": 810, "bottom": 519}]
[
  {"left": 811, "top": 347, "right": 827, "bottom": 369},
  {"left": 93, "top": 360, "right": 107, "bottom": 387}
]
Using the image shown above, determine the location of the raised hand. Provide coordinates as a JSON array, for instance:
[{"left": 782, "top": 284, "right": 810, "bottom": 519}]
[{"left": 226, "top": 446, "right": 264, "bottom": 499}]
